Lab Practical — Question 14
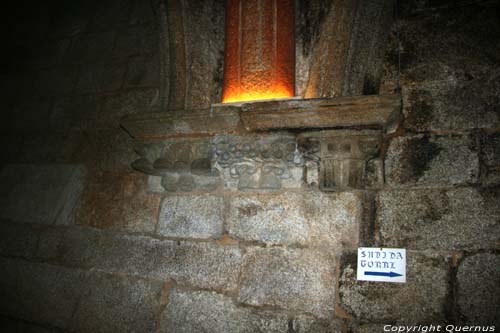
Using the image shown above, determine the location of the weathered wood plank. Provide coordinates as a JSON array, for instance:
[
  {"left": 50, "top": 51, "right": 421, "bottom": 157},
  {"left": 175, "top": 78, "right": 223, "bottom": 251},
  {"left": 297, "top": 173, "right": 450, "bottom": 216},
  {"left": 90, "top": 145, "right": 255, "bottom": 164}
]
[
  {"left": 120, "top": 106, "right": 245, "bottom": 140},
  {"left": 121, "top": 95, "right": 400, "bottom": 139},
  {"left": 239, "top": 94, "right": 400, "bottom": 131}
]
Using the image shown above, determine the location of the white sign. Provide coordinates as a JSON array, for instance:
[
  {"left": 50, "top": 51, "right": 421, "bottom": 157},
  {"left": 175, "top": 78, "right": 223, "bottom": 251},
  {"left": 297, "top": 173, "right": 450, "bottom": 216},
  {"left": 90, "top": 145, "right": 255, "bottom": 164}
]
[{"left": 357, "top": 247, "right": 406, "bottom": 283}]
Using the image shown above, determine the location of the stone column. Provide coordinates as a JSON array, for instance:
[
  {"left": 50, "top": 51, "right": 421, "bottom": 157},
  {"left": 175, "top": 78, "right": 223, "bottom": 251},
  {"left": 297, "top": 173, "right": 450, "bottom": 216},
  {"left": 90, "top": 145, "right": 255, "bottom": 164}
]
[{"left": 222, "top": 0, "right": 295, "bottom": 103}]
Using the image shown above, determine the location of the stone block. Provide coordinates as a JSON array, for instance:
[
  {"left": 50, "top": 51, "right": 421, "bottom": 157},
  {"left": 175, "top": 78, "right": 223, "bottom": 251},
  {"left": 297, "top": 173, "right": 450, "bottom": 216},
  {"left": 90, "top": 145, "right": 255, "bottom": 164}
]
[
  {"left": 177, "top": 0, "right": 225, "bottom": 109},
  {"left": 363, "top": 158, "right": 384, "bottom": 189},
  {"left": 227, "top": 191, "right": 361, "bottom": 248},
  {"left": 66, "top": 32, "right": 116, "bottom": 64},
  {"left": 50, "top": 95, "right": 99, "bottom": 131},
  {"left": 38, "top": 226, "right": 103, "bottom": 266},
  {"left": 385, "top": 135, "right": 479, "bottom": 187},
  {"left": 68, "top": 272, "right": 162, "bottom": 332},
  {"left": 480, "top": 132, "right": 500, "bottom": 185},
  {"left": 0, "top": 222, "right": 38, "bottom": 259},
  {"left": 147, "top": 175, "right": 164, "bottom": 193},
  {"left": 160, "top": 288, "right": 288, "bottom": 333},
  {"left": 157, "top": 195, "right": 224, "bottom": 239},
  {"left": 34, "top": 227, "right": 243, "bottom": 292},
  {"left": 76, "top": 172, "right": 160, "bottom": 233},
  {"left": 339, "top": 252, "right": 449, "bottom": 324},
  {"left": 238, "top": 248, "right": 336, "bottom": 319},
  {"left": 402, "top": 80, "right": 500, "bottom": 132},
  {"left": 113, "top": 24, "right": 156, "bottom": 57},
  {"left": 92, "top": 233, "right": 242, "bottom": 292},
  {"left": 378, "top": 187, "right": 500, "bottom": 251},
  {"left": 0, "top": 258, "right": 86, "bottom": 329},
  {"left": 457, "top": 253, "right": 500, "bottom": 326},
  {"left": 0, "top": 164, "right": 86, "bottom": 225},
  {"left": 291, "top": 316, "right": 343, "bottom": 333},
  {"left": 124, "top": 54, "right": 159, "bottom": 88},
  {"left": 167, "top": 241, "right": 242, "bottom": 291},
  {"left": 350, "top": 324, "right": 387, "bottom": 333},
  {"left": 17, "top": 132, "right": 83, "bottom": 165},
  {"left": 76, "top": 130, "right": 136, "bottom": 171},
  {"left": 76, "top": 61, "right": 127, "bottom": 94},
  {"left": 100, "top": 88, "right": 158, "bottom": 127}
]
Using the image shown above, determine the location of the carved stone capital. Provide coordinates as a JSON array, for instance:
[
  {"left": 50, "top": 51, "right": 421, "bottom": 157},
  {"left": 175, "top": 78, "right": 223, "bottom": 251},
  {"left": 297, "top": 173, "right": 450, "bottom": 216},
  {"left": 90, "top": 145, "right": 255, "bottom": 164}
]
[
  {"left": 298, "top": 130, "right": 382, "bottom": 190},
  {"left": 131, "top": 135, "right": 305, "bottom": 192},
  {"left": 213, "top": 135, "right": 304, "bottom": 190},
  {"left": 132, "top": 138, "right": 220, "bottom": 192}
]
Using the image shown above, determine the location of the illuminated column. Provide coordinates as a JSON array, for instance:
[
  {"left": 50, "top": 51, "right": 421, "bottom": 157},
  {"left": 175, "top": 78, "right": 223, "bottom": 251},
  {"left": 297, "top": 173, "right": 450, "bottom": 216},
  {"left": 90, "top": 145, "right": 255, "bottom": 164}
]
[{"left": 222, "top": 0, "right": 295, "bottom": 103}]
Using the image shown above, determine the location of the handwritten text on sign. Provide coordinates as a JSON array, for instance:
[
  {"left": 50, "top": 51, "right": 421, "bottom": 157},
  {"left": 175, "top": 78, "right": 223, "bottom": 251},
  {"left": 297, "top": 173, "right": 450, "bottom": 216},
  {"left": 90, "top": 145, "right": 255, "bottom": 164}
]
[{"left": 357, "top": 247, "right": 406, "bottom": 283}]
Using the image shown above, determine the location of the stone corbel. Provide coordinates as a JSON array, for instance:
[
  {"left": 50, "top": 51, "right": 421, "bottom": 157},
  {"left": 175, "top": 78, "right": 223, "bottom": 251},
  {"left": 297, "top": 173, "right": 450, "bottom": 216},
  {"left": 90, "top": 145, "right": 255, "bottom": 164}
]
[
  {"left": 298, "top": 130, "right": 382, "bottom": 190},
  {"left": 121, "top": 94, "right": 400, "bottom": 192},
  {"left": 131, "top": 138, "right": 220, "bottom": 192}
]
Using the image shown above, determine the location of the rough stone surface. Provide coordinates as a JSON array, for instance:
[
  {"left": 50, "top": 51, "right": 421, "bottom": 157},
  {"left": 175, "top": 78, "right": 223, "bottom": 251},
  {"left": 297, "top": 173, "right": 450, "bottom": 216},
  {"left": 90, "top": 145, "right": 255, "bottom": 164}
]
[
  {"left": 385, "top": 4, "right": 500, "bottom": 132},
  {"left": 38, "top": 226, "right": 103, "bottom": 266},
  {"left": 0, "top": 258, "right": 86, "bottom": 329},
  {"left": 50, "top": 95, "right": 99, "bottom": 131},
  {"left": 99, "top": 88, "right": 158, "bottom": 128},
  {"left": 339, "top": 252, "right": 449, "bottom": 324},
  {"left": 76, "top": 172, "right": 160, "bottom": 233},
  {"left": 69, "top": 272, "right": 162, "bottom": 332},
  {"left": 0, "top": 222, "right": 38, "bottom": 259},
  {"left": 227, "top": 191, "right": 361, "bottom": 248},
  {"left": 299, "top": 0, "right": 392, "bottom": 98},
  {"left": 480, "top": 132, "right": 500, "bottom": 185},
  {"left": 34, "top": 227, "right": 243, "bottom": 292},
  {"left": 124, "top": 54, "right": 159, "bottom": 88},
  {"left": 157, "top": 195, "right": 224, "bottom": 239},
  {"left": 90, "top": 233, "right": 242, "bottom": 292},
  {"left": 161, "top": 289, "right": 288, "bottom": 333},
  {"left": 66, "top": 31, "right": 116, "bottom": 64},
  {"left": 291, "top": 316, "right": 343, "bottom": 333},
  {"left": 378, "top": 187, "right": 500, "bottom": 251},
  {"left": 457, "top": 253, "right": 500, "bottom": 326},
  {"left": 113, "top": 23, "right": 156, "bottom": 57},
  {"left": 385, "top": 135, "right": 479, "bottom": 187},
  {"left": 402, "top": 80, "right": 500, "bottom": 132},
  {"left": 76, "top": 61, "right": 127, "bottom": 94},
  {"left": 0, "top": 164, "right": 86, "bottom": 225},
  {"left": 238, "top": 247, "right": 336, "bottom": 319},
  {"left": 0, "top": 316, "right": 59, "bottom": 333},
  {"left": 157, "top": 0, "right": 225, "bottom": 109},
  {"left": 76, "top": 130, "right": 136, "bottom": 172}
]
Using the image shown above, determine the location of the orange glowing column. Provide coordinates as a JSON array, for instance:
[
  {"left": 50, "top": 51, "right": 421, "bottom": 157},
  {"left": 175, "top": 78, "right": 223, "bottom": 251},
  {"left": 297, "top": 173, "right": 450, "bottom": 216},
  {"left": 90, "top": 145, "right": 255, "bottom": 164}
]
[{"left": 222, "top": 0, "right": 295, "bottom": 103}]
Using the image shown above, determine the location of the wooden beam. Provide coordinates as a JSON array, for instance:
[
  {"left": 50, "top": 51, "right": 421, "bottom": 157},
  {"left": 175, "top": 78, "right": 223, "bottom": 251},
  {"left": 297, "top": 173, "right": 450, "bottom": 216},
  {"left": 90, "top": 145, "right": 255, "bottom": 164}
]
[
  {"left": 120, "top": 106, "right": 245, "bottom": 140},
  {"left": 239, "top": 94, "right": 401, "bottom": 131},
  {"left": 120, "top": 94, "right": 401, "bottom": 140}
]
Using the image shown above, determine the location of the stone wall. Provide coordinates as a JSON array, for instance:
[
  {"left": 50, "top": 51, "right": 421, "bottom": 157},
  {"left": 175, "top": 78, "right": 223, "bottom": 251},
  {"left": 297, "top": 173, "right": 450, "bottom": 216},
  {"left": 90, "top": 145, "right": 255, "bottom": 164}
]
[{"left": 0, "top": 0, "right": 499, "bottom": 332}]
